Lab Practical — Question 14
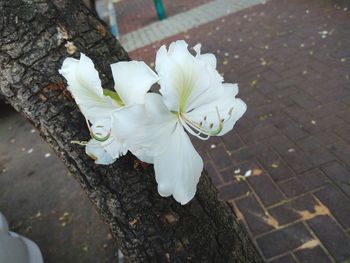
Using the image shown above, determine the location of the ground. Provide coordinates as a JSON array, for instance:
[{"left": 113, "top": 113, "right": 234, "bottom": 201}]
[
  {"left": 1, "top": 0, "right": 350, "bottom": 262},
  {"left": 0, "top": 105, "right": 118, "bottom": 262}
]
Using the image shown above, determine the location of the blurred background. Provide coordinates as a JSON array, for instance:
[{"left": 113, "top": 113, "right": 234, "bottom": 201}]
[{"left": 1, "top": 0, "right": 350, "bottom": 262}]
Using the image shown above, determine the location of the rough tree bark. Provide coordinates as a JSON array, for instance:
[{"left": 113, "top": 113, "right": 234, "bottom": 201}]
[{"left": 0, "top": 0, "right": 263, "bottom": 262}]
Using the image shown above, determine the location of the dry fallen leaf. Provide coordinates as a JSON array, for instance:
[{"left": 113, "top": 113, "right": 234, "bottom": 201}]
[
  {"left": 58, "top": 212, "right": 72, "bottom": 227},
  {"left": 235, "top": 175, "right": 246, "bottom": 181},
  {"left": 25, "top": 226, "right": 32, "bottom": 233},
  {"left": 65, "top": 41, "right": 77, "bottom": 55},
  {"left": 129, "top": 217, "right": 140, "bottom": 227},
  {"left": 296, "top": 239, "right": 319, "bottom": 251},
  {"left": 252, "top": 169, "right": 263, "bottom": 176},
  {"left": 250, "top": 80, "right": 258, "bottom": 88},
  {"left": 82, "top": 245, "right": 89, "bottom": 252},
  {"left": 164, "top": 212, "right": 178, "bottom": 224},
  {"left": 35, "top": 211, "right": 42, "bottom": 218},
  {"left": 271, "top": 162, "right": 279, "bottom": 168}
]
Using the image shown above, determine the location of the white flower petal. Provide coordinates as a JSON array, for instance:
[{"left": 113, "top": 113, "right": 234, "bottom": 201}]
[
  {"left": 193, "top": 43, "right": 217, "bottom": 69},
  {"left": 153, "top": 124, "right": 203, "bottom": 205},
  {"left": 90, "top": 118, "right": 111, "bottom": 138},
  {"left": 59, "top": 53, "right": 118, "bottom": 122},
  {"left": 155, "top": 40, "right": 223, "bottom": 113},
  {"left": 135, "top": 152, "right": 154, "bottom": 164},
  {"left": 85, "top": 139, "right": 115, "bottom": 165},
  {"left": 111, "top": 61, "right": 159, "bottom": 106},
  {"left": 112, "top": 94, "right": 177, "bottom": 157},
  {"left": 101, "top": 136, "right": 128, "bottom": 159},
  {"left": 91, "top": 118, "right": 127, "bottom": 159},
  {"left": 186, "top": 83, "right": 246, "bottom": 136},
  {"left": 155, "top": 44, "right": 186, "bottom": 112}
]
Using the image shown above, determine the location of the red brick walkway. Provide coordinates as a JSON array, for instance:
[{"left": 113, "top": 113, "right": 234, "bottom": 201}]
[
  {"left": 129, "top": 0, "right": 350, "bottom": 261},
  {"left": 115, "top": 0, "right": 212, "bottom": 35}
]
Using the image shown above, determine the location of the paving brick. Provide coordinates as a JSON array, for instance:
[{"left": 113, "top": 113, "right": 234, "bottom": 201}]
[
  {"left": 334, "top": 124, "right": 350, "bottom": 145},
  {"left": 290, "top": 92, "right": 320, "bottom": 110},
  {"left": 221, "top": 132, "right": 244, "bottom": 151},
  {"left": 199, "top": 150, "right": 210, "bottom": 162},
  {"left": 293, "top": 246, "right": 332, "bottom": 263},
  {"left": 272, "top": 85, "right": 299, "bottom": 99},
  {"left": 303, "top": 116, "right": 347, "bottom": 135},
  {"left": 279, "top": 122, "right": 309, "bottom": 141},
  {"left": 296, "top": 132, "right": 340, "bottom": 153},
  {"left": 341, "top": 94, "right": 350, "bottom": 107},
  {"left": 296, "top": 136, "right": 322, "bottom": 152},
  {"left": 328, "top": 142, "right": 350, "bottom": 168},
  {"left": 280, "top": 150, "right": 316, "bottom": 174},
  {"left": 241, "top": 124, "right": 279, "bottom": 145},
  {"left": 256, "top": 223, "right": 314, "bottom": 259},
  {"left": 321, "top": 161, "right": 350, "bottom": 197},
  {"left": 278, "top": 169, "right": 328, "bottom": 197},
  {"left": 208, "top": 144, "right": 232, "bottom": 170},
  {"left": 205, "top": 161, "right": 223, "bottom": 187},
  {"left": 263, "top": 69, "right": 282, "bottom": 83},
  {"left": 283, "top": 104, "right": 314, "bottom": 124},
  {"left": 263, "top": 112, "right": 292, "bottom": 127},
  {"left": 267, "top": 135, "right": 297, "bottom": 157},
  {"left": 315, "top": 87, "right": 350, "bottom": 104},
  {"left": 307, "top": 216, "right": 350, "bottom": 262},
  {"left": 310, "top": 101, "right": 347, "bottom": 119},
  {"left": 247, "top": 170, "right": 285, "bottom": 206},
  {"left": 308, "top": 148, "right": 336, "bottom": 167},
  {"left": 257, "top": 149, "right": 296, "bottom": 183},
  {"left": 235, "top": 118, "right": 256, "bottom": 135},
  {"left": 254, "top": 79, "right": 276, "bottom": 95},
  {"left": 321, "top": 161, "right": 350, "bottom": 183},
  {"left": 218, "top": 180, "right": 250, "bottom": 201},
  {"left": 269, "top": 254, "right": 296, "bottom": 263},
  {"left": 314, "top": 185, "right": 350, "bottom": 230},
  {"left": 268, "top": 195, "right": 318, "bottom": 226},
  {"left": 195, "top": 136, "right": 221, "bottom": 152},
  {"left": 231, "top": 142, "right": 268, "bottom": 164},
  {"left": 337, "top": 109, "right": 350, "bottom": 124},
  {"left": 235, "top": 194, "right": 276, "bottom": 236}
]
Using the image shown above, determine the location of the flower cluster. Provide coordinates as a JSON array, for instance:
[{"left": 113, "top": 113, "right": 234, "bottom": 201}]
[{"left": 59, "top": 40, "right": 246, "bottom": 205}]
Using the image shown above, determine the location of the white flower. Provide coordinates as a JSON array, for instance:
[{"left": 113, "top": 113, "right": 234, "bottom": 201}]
[
  {"left": 59, "top": 53, "right": 158, "bottom": 164},
  {"left": 114, "top": 40, "right": 247, "bottom": 204}
]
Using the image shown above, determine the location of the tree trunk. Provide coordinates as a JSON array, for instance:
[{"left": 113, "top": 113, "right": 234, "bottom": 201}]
[{"left": 0, "top": 0, "right": 263, "bottom": 262}]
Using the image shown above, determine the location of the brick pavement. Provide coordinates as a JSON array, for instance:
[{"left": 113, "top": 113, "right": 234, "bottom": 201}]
[
  {"left": 115, "top": 0, "right": 212, "bottom": 35},
  {"left": 120, "top": 0, "right": 267, "bottom": 51},
  {"left": 128, "top": 0, "right": 350, "bottom": 261}
]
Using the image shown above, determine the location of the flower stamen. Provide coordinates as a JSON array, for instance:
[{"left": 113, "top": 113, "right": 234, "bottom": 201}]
[
  {"left": 85, "top": 118, "right": 111, "bottom": 142},
  {"left": 180, "top": 106, "right": 223, "bottom": 140},
  {"left": 71, "top": 140, "right": 89, "bottom": 146}
]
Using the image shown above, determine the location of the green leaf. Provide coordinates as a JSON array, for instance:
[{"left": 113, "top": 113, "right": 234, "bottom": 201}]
[{"left": 103, "top": 89, "right": 124, "bottom": 107}]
